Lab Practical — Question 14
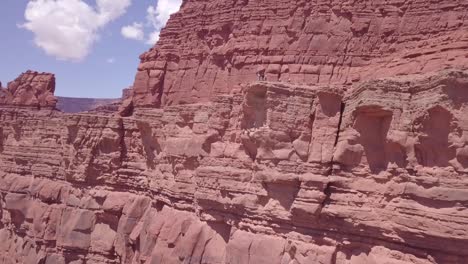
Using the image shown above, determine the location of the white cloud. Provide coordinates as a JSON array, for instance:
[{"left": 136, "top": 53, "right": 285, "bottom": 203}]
[
  {"left": 121, "top": 0, "right": 182, "bottom": 45},
  {"left": 96, "top": 0, "right": 131, "bottom": 23},
  {"left": 107, "top": 57, "right": 115, "bottom": 63},
  {"left": 22, "top": 0, "right": 131, "bottom": 61},
  {"left": 121, "top": 22, "right": 144, "bottom": 40},
  {"left": 146, "top": 31, "right": 160, "bottom": 45},
  {"left": 146, "top": 0, "right": 181, "bottom": 28},
  {"left": 145, "top": 0, "right": 182, "bottom": 45}
]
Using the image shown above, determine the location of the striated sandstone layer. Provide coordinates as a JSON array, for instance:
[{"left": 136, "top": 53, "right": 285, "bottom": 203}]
[
  {"left": 1, "top": 70, "right": 468, "bottom": 263},
  {"left": 132, "top": 0, "right": 468, "bottom": 107}
]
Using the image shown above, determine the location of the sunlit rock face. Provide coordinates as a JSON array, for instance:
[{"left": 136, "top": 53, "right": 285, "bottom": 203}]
[
  {"left": 2, "top": 0, "right": 468, "bottom": 263},
  {"left": 1, "top": 70, "right": 468, "bottom": 263},
  {"left": 0, "top": 70, "right": 56, "bottom": 109},
  {"left": 131, "top": 0, "right": 468, "bottom": 107}
]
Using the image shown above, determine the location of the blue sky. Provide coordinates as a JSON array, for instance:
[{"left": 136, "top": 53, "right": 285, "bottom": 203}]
[{"left": 0, "top": 0, "right": 181, "bottom": 98}]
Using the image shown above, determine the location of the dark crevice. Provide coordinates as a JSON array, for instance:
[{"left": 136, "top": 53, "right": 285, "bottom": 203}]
[
  {"left": 137, "top": 121, "right": 161, "bottom": 169},
  {"left": 154, "top": 200, "right": 166, "bottom": 211},
  {"left": 0, "top": 127, "right": 3, "bottom": 153},
  {"left": 331, "top": 244, "right": 339, "bottom": 264},
  {"left": 334, "top": 102, "right": 345, "bottom": 147},
  {"left": 119, "top": 99, "right": 134, "bottom": 117},
  {"left": 319, "top": 181, "right": 333, "bottom": 216},
  {"left": 155, "top": 63, "right": 168, "bottom": 108},
  {"left": 246, "top": 239, "right": 253, "bottom": 264},
  {"left": 118, "top": 119, "right": 128, "bottom": 165},
  {"left": 304, "top": 110, "right": 316, "bottom": 161},
  {"left": 198, "top": 237, "right": 212, "bottom": 263}
]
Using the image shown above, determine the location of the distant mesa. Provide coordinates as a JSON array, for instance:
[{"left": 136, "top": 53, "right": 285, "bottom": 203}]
[
  {"left": 56, "top": 97, "right": 120, "bottom": 113},
  {"left": 0, "top": 70, "right": 124, "bottom": 113}
]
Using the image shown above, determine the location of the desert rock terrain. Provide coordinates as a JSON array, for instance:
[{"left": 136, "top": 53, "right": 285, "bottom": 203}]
[{"left": 1, "top": 0, "right": 468, "bottom": 263}]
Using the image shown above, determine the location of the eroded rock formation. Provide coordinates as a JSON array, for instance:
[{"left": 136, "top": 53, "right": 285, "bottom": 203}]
[
  {"left": 0, "top": 70, "right": 56, "bottom": 109},
  {"left": 132, "top": 0, "right": 468, "bottom": 107},
  {"left": 2, "top": 0, "right": 468, "bottom": 263},
  {"left": 1, "top": 69, "right": 468, "bottom": 263}
]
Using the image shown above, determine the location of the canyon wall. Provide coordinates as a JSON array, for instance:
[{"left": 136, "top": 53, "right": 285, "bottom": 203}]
[
  {"left": 1, "top": 70, "right": 468, "bottom": 263},
  {"left": 132, "top": 0, "right": 468, "bottom": 107},
  {"left": 2, "top": 0, "right": 468, "bottom": 263}
]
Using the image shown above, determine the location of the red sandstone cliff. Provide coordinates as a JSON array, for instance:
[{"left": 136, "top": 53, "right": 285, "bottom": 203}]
[
  {"left": 131, "top": 0, "right": 468, "bottom": 107},
  {"left": 1, "top": 0, "right": 468, "bottom": 263},
  {"left": 0, "top": 70, "right": 56, "bottom": 109},
  {"left": 1, "top": 70, "right": 468, "bottom": 263}
]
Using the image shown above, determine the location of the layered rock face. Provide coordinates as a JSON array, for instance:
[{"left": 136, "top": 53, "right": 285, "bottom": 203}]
[
  {"left": 2, "top": 0, "right": 468, "bottom": 263},
  {"left": 0, "top": 71, "right": 57, "bottom": 109},
  {"left": 132, "top": 0, "right": 468, "bottom": 107},
  {"left": 1, "top": 70, "right": 468, "bottom": 263}
]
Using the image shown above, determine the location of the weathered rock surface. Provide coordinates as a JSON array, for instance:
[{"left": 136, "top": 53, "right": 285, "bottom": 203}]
[
  {"left": 3, "top": 0, "right": 468, "bottom": 263},
  {"left": 1, "top": 70, "right": 468, "bottom": 263},
  {"left": 131, "top": 0, "right": 468, "bottom": 107},
  {"left": 0, "top": 70, "right": 56, "bottom": 109}
]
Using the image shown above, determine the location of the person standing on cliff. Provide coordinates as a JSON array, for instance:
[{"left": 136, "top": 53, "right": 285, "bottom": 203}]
[{"left": 256, "top": 66, "right": 266, "bottom": 81}]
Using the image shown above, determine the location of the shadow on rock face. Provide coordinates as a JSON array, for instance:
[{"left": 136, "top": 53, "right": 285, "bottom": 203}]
[
  {"left": 353, "top": 106, "right": 393, "bottom": 173},
  {"left": 263, "top": 181, "right": 301, "bottom": 211},
  {"left": 441, "top": 72, "right": 468, "bottom": 109},
  {"left": 318, "top": 92, "right": 342, "bottom": 117},
  {"left": 137, "top": 121, "right": 161, "bottom": 169},
  {"left": 207, "top": 221, "right": 232, "bottom": 244},
  {"left": 0, "top": 127, "right": 3, "bottom": 153},
  {"left": 414, "top": 106, "right": 455, "bottom": 167},
  {"left": 241, "top": 85, "right": 267, "bottom": 129}
]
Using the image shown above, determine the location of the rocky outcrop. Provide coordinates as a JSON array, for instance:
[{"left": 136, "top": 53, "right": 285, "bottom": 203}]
[
  {"left": 118, "top": 86, "right": 134, "bottom": 117},
  {"left": 1, "top": 70, "right": 468, "bottom": 263},
  {"left": 132, "top": 0, "right": 468, "bottom": 107},
  {"left": 0, "top": 71, "right": 56, "bottom": 109}
]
